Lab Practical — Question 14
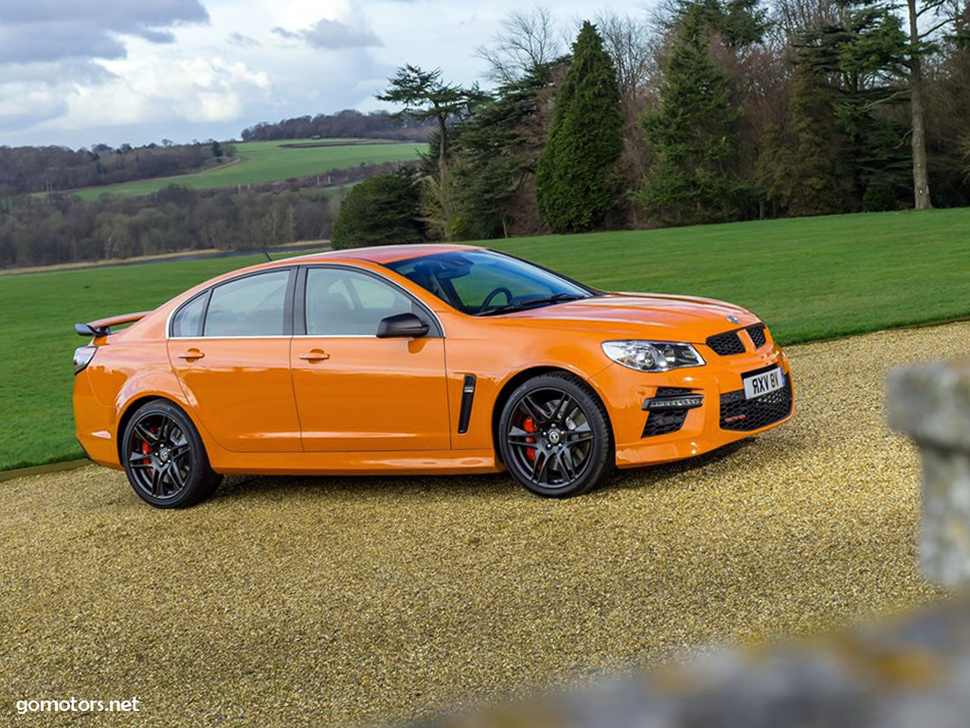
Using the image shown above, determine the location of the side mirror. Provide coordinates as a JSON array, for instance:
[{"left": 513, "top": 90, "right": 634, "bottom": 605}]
[{"left": 376, "top": 312, "right": 430, "bottom": 339}]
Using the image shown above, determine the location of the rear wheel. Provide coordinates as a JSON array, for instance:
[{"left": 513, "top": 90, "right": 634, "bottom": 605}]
[
  {"left": 498, "top": 373, "right": 613, "bottom": 497},
  {"left": 122, "top": 400, "right": 222, "bottom": 508}
]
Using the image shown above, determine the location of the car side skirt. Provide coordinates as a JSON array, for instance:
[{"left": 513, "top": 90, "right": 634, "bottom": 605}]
[{"left": 205, "top": 448, "right": 502, "bottom": 476}]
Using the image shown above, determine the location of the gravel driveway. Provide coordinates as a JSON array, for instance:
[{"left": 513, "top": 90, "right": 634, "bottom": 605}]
[{"left": 1, "top": 323, "right": 962, "bottom": 727}]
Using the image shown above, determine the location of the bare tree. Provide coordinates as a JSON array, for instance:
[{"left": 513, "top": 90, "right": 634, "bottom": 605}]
[
  {"left": 476, "top": 7, "right": 565, "bottom": 84},
  {"left": 595, "top": 11, "right": 657, "bottom": 100}
]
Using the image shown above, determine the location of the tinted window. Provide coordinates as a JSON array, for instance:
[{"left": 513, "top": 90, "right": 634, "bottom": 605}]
[
  {"left": 385, "top": 250, "right": 593, "bottom": 315},
  {"left": 305, "top": 268, "right": 415, "bottom": 336},
  {"left": 204, "top": 270, "right": 290, "bottom": 337},
  {"left": 171, "top": 294, "right": 206, "bottom": 337}
]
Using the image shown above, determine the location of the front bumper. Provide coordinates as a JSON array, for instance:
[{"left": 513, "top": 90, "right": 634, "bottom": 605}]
[{"left": 591, "top": 341, "right": 793, "bottom": 469}]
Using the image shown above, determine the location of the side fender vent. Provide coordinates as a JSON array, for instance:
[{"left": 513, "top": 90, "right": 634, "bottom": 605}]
[{"left": 458, "top": 375, "right": 476, "bottom": 434}]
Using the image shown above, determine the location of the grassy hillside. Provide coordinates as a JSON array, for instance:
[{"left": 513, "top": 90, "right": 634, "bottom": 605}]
[
  {"left": 71, "top": 139, "right": 427, "bottom": 199},
  {"left": 3, "top": 208, "right": 970, "bottom": 471}
]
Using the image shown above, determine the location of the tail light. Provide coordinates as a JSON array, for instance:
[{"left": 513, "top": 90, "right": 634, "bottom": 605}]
[{"left": 73, "top": 346, "right": 97, "bottom": 374}]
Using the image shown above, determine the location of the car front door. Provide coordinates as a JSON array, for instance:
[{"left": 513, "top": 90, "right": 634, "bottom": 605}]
[
  {"left": 291, "top": 265, "right": 451, "bottom": 452},
  {"left": 167, "top": 268, "right": 302, "bottom": 452}
]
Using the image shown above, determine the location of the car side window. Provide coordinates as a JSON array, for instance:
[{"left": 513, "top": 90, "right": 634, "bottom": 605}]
[
  {"left": 203, "top": 270, "right": 290, "bottom": 337},
  {"left": 171, "top": 294, "right": 206, "bottom": 337},
  {"left": 305, "top": 268, "right": 414, "bottom": 336}
]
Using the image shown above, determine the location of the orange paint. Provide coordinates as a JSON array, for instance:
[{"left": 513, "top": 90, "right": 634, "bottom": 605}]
[{"left": 73, "top": 244, "right": 792, "bottom": 481}]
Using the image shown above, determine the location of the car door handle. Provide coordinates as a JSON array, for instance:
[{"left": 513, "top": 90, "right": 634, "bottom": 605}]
[
  {"left": 299, "top": 349, "right": 330, "bottom": 362},
  {"left": 177, "top": 349, "right": 205, "bottom": 361}
]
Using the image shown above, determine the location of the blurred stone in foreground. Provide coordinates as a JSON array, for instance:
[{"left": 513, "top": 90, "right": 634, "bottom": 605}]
[
  {"left": 409, "top": 600, "right": 969, "bottom": 728},
  {"left": 402, "top": 358, "right": 970, "bottom": 728},
  {"left": 889, "top": 358, "right": 970, "bottom": 589}
]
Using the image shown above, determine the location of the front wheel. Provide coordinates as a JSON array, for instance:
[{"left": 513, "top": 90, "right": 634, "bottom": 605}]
[
  {"left": 498, "top": 373, "right": 613, "bottom": 497},
  {"left": 121, "top": 400, "right": 222, "bottom": 508}
]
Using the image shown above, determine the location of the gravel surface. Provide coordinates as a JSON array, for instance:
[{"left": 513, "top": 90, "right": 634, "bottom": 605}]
[{"left": 2, "top": 323, "right": 963, "bottom": 727}]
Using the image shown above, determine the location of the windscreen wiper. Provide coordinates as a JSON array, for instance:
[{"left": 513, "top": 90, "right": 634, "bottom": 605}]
[{"left": 477, "top": 293, "right": 588, "bottom": 317}]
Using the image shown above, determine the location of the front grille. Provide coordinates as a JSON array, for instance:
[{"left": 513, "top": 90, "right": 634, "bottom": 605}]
[
  {"left": 706, "top": 330, "right": 745, "bottom": 356},
  {"left": 642, "top": 387, "right": 694, "bottom": 437},
  {"left": 747, "top": 324, "right": 767, "bottom": 349},
  {"left": 719, "top": 380, "right": 793, "bottom": 432}
]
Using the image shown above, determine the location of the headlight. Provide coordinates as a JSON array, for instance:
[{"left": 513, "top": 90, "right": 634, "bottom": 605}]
[{"left": 601, "top": 340, "right": 705, "bottom": 372}]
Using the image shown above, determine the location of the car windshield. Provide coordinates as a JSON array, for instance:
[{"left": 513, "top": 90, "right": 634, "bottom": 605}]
[{"left": 384, "top": 250, "right": 597, "bottom": 316}]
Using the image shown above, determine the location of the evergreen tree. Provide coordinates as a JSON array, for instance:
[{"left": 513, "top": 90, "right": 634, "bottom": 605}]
[
  {"left": 795, "top": 0, "right": 910, "bottom": 211},
  {"left": 376, "top": 66, "right": 482, "bottom": 178},
  {"left": 636, "top": 4, "right": 754, "bottom": 225},
  {"left": 759, "top": 60, "right": 848, "bottom": 216},
  {"left": 535, "top": 22, "right": 623, "bottom": 233},
  {"left": 452, "top": 65, "right": 555, "bottom": 239},
  {"left": 665, "top": 0, "right": 770, "bottom": 49},
  {"left": 331, "top": 169, "right": 424, "bottom": 249}
]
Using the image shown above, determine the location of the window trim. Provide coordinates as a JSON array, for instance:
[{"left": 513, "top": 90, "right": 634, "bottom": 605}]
[
  {"left": 167, "top": 267, "right": 297, "bottom": 340},
  {"left": 295, "top": 264, "right": 444, "bottom": 339}
]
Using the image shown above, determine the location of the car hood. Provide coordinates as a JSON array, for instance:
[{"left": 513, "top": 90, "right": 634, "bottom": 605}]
[{"left": 503, "top": 293, "right": 760, "bottom": 342}]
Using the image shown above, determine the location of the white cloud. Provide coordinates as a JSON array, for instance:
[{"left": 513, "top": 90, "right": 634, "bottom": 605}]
[
  {"left": 272, "top": 17, "right": 382, "bottom": 49},
  {"left": 0, "top": 0, "right": 653, "bottom": 147},
  {"left": 50, "top": 55, "right": 273, "bottom": 130}
]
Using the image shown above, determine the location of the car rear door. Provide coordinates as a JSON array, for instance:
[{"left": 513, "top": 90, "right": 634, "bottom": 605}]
[
  {"left": 290, "top": 265, "right": 451, "bottom": 452},
  {"left": 167, "top": 268, "right": 302, "bottom": 453}
]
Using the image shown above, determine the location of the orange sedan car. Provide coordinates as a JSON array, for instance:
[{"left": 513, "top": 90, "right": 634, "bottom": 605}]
[{"left": 73, "top": 244, "right": 792, "bottom": 507}]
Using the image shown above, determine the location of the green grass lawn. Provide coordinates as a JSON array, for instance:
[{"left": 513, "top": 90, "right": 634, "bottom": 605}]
[
  {"left": 71, "top": 139, "right": 427, "bottom": 199},
  {"left": 3, "top": 207, "right": 970, "bottom": 471}
]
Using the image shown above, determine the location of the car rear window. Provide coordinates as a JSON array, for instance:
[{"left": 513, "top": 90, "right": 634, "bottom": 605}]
[
  {"left": 203, "top": 270, "right": 290, "bottom": 337},
  {"left": 171, "top": 294, "right": 206, "bottom": 338}
]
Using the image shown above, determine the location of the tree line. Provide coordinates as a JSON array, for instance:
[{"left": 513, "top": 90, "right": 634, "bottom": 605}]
[
  {"left": 0, "top": 160, "right": 410, "bottom": 269},
  {"left": 240, "top": 110, "right": 436, "bottom": 142},
  {"left": 0, "top": 155, "right": 415, "bottom": 268},
  {"left": 0, "top": 186, "right": 333, "bottom": 268},
  {"left": 0, "top": 140, "right": 233, "bottom": 197},
  {"left": 334, "top": 0, "right": 970, "bottom": 247}
]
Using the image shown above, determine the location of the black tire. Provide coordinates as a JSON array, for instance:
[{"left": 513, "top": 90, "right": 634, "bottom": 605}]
[
  {"left": 498, "top": 373, "right": 613, "bottom": 497},
  {"left": 121, "top": 400, "right": 222, "bottom": 508}
]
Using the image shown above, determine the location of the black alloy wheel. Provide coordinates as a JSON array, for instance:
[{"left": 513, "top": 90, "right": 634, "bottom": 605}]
[
  {"left": 122, "top": 400, "right": 222, "bottom": 508},
  {"left": 498, "top": 373, "right": 613, "bottom": 497}
]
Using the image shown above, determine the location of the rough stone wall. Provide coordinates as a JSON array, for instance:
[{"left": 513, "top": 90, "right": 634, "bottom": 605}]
[{"left": 403, "top": 359, "right": 970, "bottom": 728}]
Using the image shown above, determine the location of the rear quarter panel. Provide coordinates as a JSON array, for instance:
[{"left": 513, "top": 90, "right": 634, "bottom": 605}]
[{"left": 74, "top": 314, "right": 199, "bottom": 469}]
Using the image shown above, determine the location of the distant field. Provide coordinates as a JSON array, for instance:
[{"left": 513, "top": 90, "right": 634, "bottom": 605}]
[
  {"left": 4, "top": 207, "right": 970, "bottom": 471},
  {"left": 71, "top": 139, "right": 426, "bottom": 199}
]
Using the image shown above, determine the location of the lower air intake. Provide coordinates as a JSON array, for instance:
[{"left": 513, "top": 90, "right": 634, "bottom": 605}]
[{"left": 719, "top": 380, "right": 793, "bottom": 432}]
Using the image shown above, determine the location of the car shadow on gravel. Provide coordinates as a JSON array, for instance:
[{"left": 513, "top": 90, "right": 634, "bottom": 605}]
[
  {"left": 213, "top": 470, "right": 521, "bottom": 504},
  {"left": 606, "top": 439, "right": 754, "bottom": 494},
  {"left": 209, "top": 440, "right": 756, "bottom": 505}
]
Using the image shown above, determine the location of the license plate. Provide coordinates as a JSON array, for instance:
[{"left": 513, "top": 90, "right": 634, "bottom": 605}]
[{"left": 743, "top": 367, "right": 785, "bottom": 400}]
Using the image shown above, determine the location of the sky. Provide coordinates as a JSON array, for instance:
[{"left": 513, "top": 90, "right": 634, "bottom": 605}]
[{"left": 0, "top": 0, "right": 644, "bottom": 149}]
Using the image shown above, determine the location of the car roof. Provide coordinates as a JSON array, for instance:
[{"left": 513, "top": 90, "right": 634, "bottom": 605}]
[
  {"left": 194, "top": 244, "right": 488, "bottom": 289},
  {"left": 287, "top": 243, "right": 485, "bottom": 266}
]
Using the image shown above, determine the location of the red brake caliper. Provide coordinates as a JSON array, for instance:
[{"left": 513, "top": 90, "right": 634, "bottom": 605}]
[
  {"left": 141, "top": 426, "right": 155, "bottom": 466},
  {"left": 523, "top": 417, "right": 537, "bottom": 462}
]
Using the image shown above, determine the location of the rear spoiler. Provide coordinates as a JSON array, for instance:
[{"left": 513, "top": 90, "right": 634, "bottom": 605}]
[{"left": 75, "top": 311, "right": 152, "bottom": 338}]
